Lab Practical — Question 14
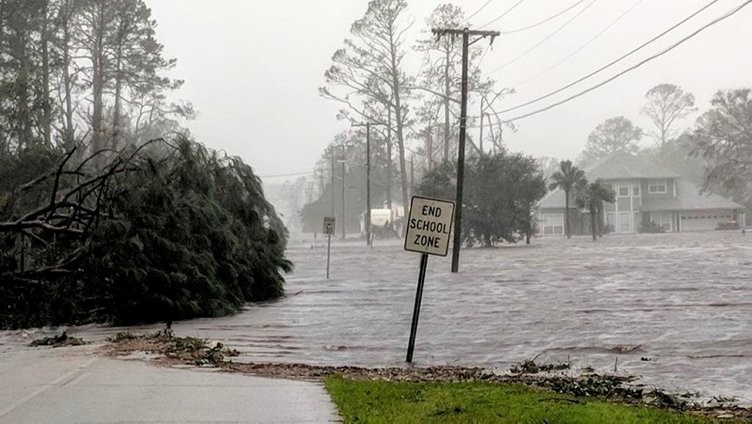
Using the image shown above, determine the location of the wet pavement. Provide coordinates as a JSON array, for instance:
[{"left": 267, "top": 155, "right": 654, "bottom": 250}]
[
  {"left": 2, "top": 231, "right": 751, "bottom": 405},
  {"left": 0, "top": 345, "right": 339, "bottom": 423}
]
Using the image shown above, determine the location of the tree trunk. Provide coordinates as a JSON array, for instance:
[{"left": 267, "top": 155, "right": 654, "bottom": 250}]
[
  {"left": 112, "top": 57, "right": 123, "bottom": 149},
  {"left": 386, "top": 105, "right": 393, "bottom": 210},
  {"left": 112, "top": 17, "right": 127, "bottom": 150},
  {"left": 62, "top": 6, "right": 75, "bottom": 150},
  {"left": 390, "top": 34, "right": 408, "bottom": 237},
  {"left": 14, "top": 24, "right": 32, "bottom": 149},
  {"left": 41, "top": 1, "right": 52, "bottom": 147},
  {"left": 590, "top": 205, "right": 597, "bottom": 241},
  {"left": 564, "top": 189, "right": 571, "bottom": 239},
  {"left": 91, "top": 4, "right": 106, "bottom": 154}
]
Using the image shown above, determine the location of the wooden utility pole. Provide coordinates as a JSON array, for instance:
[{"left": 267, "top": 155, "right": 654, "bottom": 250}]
[
  {"left": 366, "top": 123, "right": 371, "bottom": 247},
  {"left": 410, "top": 156, "right": 414, "bottom": 191},
  {"left": 341, "top": 146, "right": 346, "bottom": 240},
  {"left": 479, "top": 97, "right": 484, "bottom": 154},
  {"left": 353, "top": 122, "right": 374, "bottom": 248},
  {"left": 330, "top": 151, "right": 335, "bottom": 216},
  {"left": 432, "top": 28, "right": 499, "bottom": 273}
]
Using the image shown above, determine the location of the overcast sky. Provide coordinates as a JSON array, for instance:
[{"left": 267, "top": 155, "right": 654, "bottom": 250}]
[{"left": 143, "top": 0, "right": 751, "bottom": 184}]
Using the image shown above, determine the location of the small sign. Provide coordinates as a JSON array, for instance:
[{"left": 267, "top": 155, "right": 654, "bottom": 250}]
[
  {"left": 404, "top": 196, "right": 455, "bottom": 256},
  {"left": 323, "top": 216, "right": 336, "bottom": 235}
]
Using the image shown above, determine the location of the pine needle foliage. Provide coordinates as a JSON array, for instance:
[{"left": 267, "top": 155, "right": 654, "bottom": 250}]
[{"left": 0, "top": 136, "right": 291, "bottom": 328}]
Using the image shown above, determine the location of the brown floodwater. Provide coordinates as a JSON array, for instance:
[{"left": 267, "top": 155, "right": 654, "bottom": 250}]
[{"left": 2, "top": 231, "right": 751, "bottom": 404}]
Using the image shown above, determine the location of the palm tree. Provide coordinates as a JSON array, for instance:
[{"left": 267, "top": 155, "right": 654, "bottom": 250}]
[
  {"left": 548, "top": 160, "right": 586, "bottom": 239},
  {"left": 575, "top": 179, "right": 616, "bottom": 241}
]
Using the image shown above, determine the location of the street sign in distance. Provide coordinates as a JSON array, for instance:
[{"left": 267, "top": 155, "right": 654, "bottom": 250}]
[
  {"left": 323, "top": 216, "right": 336, "bottom": 235},
  {"left": 404, "top": 196, "right": 455, "bottom": 257}
]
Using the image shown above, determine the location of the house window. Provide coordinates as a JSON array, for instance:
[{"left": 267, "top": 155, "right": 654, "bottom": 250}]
[
  {"left": 652, "top": 213, "right": 672, "bottom": 231},
  {"left": 648, "top": 179, "right": 667, "bottom": 194},
  {"left": 618, "top": 186, "right": 629, "bottom": 197},
  {"left": 633, "top": 186, "right": 640, "bottom": 196}
]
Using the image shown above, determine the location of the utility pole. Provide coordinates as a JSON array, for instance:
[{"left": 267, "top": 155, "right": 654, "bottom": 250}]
[
  {"left": 353, "top": 122, "right": 374, "bottom": 248},
  {"left": 433, "top": 27, "right": 499, "bottom": 273},
  {"left": 479, "top": 97, "right": 484, "bottom": 154},
  {"left": 410, "top": 156, "right": 414, "bottom": 195},
  {"left": 341, "top": 147, "right": 346, "bottom": 240},
  {"left": 318, "top": 170, "right": 324, "bottom": 199},
  {"left": 330, "top": 151, "right": 335, "bottom": 216},
  {"left": 366, "top": 123, "right": 371, "bottom": 247},
  {"left": 426, "top": 125, "right": 433, "bottom": 172}
]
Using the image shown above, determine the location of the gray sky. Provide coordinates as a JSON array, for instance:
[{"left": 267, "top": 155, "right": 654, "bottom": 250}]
[{"left": 144, "top": 0, "right": 751, "bottom": 183}]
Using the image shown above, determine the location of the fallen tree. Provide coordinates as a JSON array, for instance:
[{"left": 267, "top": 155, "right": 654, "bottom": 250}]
[{"left": 0, "top": 136, "right": 290, "bottom": 328}]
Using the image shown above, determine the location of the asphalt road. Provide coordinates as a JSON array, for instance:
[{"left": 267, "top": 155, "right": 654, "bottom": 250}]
[{"left": 0, "top": 344, "right": 339, "bottom": 423}]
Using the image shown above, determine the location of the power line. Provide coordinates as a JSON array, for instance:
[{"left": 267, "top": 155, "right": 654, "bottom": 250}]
[
  {"left": 497, "top": 0, "right": 720, "bottom": 114},
  {"left": 511, "top": 0, "right": 645, "bottom": 88},
  {"left": 477, "top": 0, "right": 525, "bottom": 29},
  {"left": 503, "top": 0, "right": 752, "bottom": 123},
  {"left": 499, "top": 0, "right": 587, "bottom": 34},
  {"left": 259, "top": 170, "right": 313, "bottom": 178},
  {"left": 465, "top": 0, "right": 496, "bottom": 23},
  {"left": 477, "top": 43, "right": 492, "bottom": 68},
  {"left": 488, "top": 0, "right": 599, "bottom": 74}
]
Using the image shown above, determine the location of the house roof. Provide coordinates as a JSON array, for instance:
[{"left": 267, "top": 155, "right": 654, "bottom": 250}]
[
  {"left": 538, "top": 188, "right": 568, "bottom": 209},
  {"left": 585, "top": 151, "right": 680, "bottom": 180},
  {"left": 641, "top": 180, "right": 744, "bottom": 211},
  {"left": 537, "top": 152, "right": 742, "bottom": 211}
]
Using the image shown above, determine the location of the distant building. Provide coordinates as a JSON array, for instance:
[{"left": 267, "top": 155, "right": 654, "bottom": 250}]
[
  {"left": 359, "top": 203, "right": 405, "bottom": 237},
  {"left": 537, "top": 152, "right": 746, "bottom": 235}
]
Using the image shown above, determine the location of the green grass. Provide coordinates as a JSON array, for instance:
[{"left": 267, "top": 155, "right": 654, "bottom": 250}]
[{"left": 325, "top": 376, "right": 718, "bottom": 424}]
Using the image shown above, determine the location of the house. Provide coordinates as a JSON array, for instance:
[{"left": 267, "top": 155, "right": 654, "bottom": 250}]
[{"left": 537, "top": 152, "right": 746, "bottom": 235}]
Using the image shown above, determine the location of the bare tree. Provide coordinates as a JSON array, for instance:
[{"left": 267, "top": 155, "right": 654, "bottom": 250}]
[
  {"left": 414, "top": 3, "right": 492, "bottom": 161},
  {"left": 321, "top": 0, "right": 413, "bottom": 225},
  {"left": 641, "top": 83, "right": 696, "bottom": 148}
]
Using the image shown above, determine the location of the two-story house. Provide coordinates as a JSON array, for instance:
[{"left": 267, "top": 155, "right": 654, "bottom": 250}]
[{"left": 537, "top": 152, "right": 746, "bottom": 235}]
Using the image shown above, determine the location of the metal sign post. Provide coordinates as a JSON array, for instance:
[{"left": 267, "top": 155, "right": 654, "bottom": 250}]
[
  {"left": 406, "top": 252, "right": 428, "bottom": 363},
  {"left": 323, "top": 217, "right": 335, "bottom": 279},
  {"left": 403, "top": 196, "right": 455, "bottom": 363}
]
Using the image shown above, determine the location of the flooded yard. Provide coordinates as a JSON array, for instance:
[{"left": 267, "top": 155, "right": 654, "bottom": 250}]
[{"left": 3, "top": 231, "right": 751, "bottom": 403}]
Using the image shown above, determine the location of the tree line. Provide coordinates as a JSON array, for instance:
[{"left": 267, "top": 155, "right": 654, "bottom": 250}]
[
  {"left": 0, "top": 1, "right": 288, "bottom": 328},
  {"left": 567, "top": 83, "right": 752, "bottom": 213},
  {"left": 542, "top": 82, "right": 752, "bottom": 240},
  {"left": 306, "top": 1, "right": 501, "bottom": 236},
  {"left": 304, "top": 0, "right": 752, "bottom": 244}
]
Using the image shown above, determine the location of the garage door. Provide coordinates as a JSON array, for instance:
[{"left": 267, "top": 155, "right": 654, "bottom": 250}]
[{"left": 680, "top": 212, "right": 732, "bottom": 231}]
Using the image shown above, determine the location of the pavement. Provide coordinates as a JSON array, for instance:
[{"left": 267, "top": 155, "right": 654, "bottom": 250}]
[{"left": 0, "top": 344, "right": 340, "bottom": 423}]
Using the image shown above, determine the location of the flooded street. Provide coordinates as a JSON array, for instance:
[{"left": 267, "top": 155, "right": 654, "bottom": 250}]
[{"left": 3, "top": 231, "right": 752, "bottom": 403}]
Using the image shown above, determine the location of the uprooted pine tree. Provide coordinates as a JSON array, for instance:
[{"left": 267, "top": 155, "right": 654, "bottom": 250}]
[{"left": 0, "top": 136, "right": 291, "bottom": 329}]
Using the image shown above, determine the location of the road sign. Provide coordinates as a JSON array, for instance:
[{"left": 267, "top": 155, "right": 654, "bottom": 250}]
[
  {"left": 404, "top": 196, "right": 455, "bottom": 257},
  {"left": 323, "top": 216, "right": 336, "bottom": 235},
  {"left": 403, "top": 195, "right": 455, "bottom": 363}
]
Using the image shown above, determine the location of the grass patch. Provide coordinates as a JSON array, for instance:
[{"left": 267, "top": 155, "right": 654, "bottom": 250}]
[{"left": 325, "top": 377, "right": 727, "bottom": 424}]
